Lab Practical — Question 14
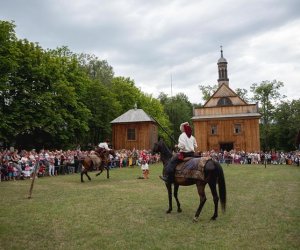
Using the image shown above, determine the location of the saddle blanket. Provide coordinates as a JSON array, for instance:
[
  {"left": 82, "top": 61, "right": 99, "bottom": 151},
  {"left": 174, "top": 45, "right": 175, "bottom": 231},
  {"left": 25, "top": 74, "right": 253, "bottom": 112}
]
[
  {"left": 175, "top": 157, "right": 211, "bottom": 181},
  {"left": 88, "top": 154, "right": 101, "bottom": 167}
]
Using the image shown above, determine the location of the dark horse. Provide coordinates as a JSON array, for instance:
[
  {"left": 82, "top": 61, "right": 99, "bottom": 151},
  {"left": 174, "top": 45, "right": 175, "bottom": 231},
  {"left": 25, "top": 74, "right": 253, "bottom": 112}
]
[
  {"left": 80, "top": 149, "right": 115, "bottom": 183},
  {"left": 152, "top": 139, "right": 226, "bottom": 222}
]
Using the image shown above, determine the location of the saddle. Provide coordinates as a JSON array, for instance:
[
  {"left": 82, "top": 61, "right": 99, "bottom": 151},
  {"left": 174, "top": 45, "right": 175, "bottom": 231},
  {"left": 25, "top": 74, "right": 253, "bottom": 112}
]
[{"left": 175, "top": 156, "right": 211, "bottom": 181}]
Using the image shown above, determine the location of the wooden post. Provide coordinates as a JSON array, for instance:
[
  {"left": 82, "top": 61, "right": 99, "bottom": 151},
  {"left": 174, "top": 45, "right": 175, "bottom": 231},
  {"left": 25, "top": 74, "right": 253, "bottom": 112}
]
[{"left": 28, "top": 161, "right": 39, "bottom": 199}]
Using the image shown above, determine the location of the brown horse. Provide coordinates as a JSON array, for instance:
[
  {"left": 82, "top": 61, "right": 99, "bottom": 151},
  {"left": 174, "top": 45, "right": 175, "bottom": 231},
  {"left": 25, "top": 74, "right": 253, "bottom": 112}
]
[
  {"left": 152, "top": 139, "right": 226, "bottom": 222},
  {"left": 80, "top": 149, "right": 115, "bottom": 182}
]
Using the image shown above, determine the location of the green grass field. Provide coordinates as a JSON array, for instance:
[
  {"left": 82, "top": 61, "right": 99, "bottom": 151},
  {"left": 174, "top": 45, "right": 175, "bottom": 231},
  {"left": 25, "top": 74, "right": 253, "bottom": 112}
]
[{"left": 1, "top": 164, "right": 299, "bottom": 250}]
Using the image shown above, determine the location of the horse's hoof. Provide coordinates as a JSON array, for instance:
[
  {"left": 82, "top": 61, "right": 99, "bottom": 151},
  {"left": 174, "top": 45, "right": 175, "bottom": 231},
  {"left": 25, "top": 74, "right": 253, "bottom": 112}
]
[
  {"left": 193, "top": 217, "right": 199, "bottom": 223},
  {"left": 166, "top": 210, "right": 172, "bottom": 214},
  {"left": 210, "top": 216, "right": 217, "bottom": 221},
  {"left": 177, "top": 208, "right": 182, "bottom": 213}
]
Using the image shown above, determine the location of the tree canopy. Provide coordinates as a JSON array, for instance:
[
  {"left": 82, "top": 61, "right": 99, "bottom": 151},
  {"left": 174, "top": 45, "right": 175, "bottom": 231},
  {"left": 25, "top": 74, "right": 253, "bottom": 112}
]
[{"left": 0, "top": 20, "right": 171, "bottom": 150}]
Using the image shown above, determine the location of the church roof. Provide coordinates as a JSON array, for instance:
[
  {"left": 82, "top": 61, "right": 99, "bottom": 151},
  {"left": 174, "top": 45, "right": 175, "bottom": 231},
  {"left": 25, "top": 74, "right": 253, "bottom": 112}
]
[
  {"left": 110, "top": 108, "right": 155, "bottom": 124},
  {"left": 218, "top": 57, "right": 227, "bottom": 63},
  {"left": 203, "top": 83, "right": 248, "bottom": 107},
  {"left": 218, "top": 47, "right": 227, "bottom": 63}
]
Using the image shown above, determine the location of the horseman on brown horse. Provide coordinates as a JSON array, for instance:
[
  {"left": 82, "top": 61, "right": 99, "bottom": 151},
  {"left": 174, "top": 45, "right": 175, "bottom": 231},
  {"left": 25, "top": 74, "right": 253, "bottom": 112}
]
[
  {"left": 80, "top": 139, "right": 115, "bottom": 182},
  {"left": 154, "top": 122, "right": 226, "bottom": 221}
]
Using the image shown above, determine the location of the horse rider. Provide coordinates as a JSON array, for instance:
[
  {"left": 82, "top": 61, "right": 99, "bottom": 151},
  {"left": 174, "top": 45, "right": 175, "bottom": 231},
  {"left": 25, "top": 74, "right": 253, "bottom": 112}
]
[
  {"left": 160, "top": 122, "right": 198, "bottom": 184},
  {"left": 95, "top": 139, "right": 111, "bottom": 165},
  {"left": 97, "top": 139, "right": 110, "bottom": 152}
]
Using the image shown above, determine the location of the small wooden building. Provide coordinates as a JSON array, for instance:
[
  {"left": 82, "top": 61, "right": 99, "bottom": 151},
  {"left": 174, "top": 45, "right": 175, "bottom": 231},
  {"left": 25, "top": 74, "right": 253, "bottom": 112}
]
[
  {"left": 110, "top": 106, "right": 158, "bottom": 150},
  {"left": 192, "top": 49, "right": 261, "bottom": 152}
]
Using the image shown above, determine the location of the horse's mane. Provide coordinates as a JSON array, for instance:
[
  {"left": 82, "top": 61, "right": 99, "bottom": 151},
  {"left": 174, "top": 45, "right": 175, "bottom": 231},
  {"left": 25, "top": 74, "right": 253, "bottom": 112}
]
[
  {"left": 158, "top": 139, "right": 173, "bottom": 160},
  {"left": 157, "top": 139, "right": 173, "bottom": 166}
]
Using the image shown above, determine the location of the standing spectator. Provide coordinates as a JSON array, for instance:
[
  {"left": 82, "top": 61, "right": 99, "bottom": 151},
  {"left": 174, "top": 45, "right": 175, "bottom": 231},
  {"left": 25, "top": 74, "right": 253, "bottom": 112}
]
[
  {"left": 60, "top": 153, "right": 66, "bottom": 174},
  {"left": 11, "top": 150, "right": 22, "bottom": 178},
  {"left": 54, "top": 153, "right": 60, "bottom": 175},
  {"left": 48, "top": 152, "right": 55, "bottom": 176},
  {"left": 7, "top": 162, "right": 14, "bottom": 180},
  {"left": 141, "top": 160, "right": 149, "bottom": 179}
]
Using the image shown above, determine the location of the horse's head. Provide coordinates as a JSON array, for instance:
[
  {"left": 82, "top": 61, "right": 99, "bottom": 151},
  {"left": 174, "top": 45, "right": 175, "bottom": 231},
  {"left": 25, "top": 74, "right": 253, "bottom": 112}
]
[
  {"left": 152, "top": 138, "right": 164, "bottom": 155},
  {"left": 109, "top": 149, "right": 116, "bottom": 157}
]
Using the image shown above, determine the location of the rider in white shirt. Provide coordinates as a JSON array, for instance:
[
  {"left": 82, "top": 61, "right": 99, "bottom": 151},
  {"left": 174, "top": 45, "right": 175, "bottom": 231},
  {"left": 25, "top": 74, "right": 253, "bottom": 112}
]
[
  {"left": 160, "top": 122, "right": 198, "bottom": 184},
  {"left": 96, "top": 139, "right": 111, "bottom": 157},
  {"left": 98, "top": 141, "right": 110, "bottom": 150}
]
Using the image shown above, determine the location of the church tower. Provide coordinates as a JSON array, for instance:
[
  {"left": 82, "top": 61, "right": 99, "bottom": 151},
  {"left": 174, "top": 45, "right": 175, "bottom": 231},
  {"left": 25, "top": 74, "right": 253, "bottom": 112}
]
[
  {"left": 192, "top": 47, "right": 261, "bottom": 153},
  {"left": 217, "top": 46, "right": 229, "bottom": 86}
]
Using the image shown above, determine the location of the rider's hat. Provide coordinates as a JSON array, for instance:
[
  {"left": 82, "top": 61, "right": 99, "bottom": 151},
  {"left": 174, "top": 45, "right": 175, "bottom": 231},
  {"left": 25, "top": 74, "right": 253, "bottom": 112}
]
[{"left": 180, "top": 122, "right": 189, "bottom": 132}]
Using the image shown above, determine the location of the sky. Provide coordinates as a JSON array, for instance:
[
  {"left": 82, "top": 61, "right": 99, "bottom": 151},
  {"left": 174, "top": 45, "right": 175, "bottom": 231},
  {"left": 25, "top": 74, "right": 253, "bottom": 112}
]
[{"left": 1, "top": 0, "right": 300, "bottom": 104}]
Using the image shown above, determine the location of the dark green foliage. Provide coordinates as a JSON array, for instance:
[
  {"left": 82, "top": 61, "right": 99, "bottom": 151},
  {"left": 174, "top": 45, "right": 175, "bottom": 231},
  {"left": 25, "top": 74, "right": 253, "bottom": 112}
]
[
  {"left": 270, "top": 99, "right": 300, "bottom": 151},
  {"left": 0, "top": 21, "right": 171, "bottom": 150},
  {"left": 250, "top": 80, "right": 286, "bottom": 151},
  {"left": 158, "top": 92, "right": 193, "bottom": 141}
]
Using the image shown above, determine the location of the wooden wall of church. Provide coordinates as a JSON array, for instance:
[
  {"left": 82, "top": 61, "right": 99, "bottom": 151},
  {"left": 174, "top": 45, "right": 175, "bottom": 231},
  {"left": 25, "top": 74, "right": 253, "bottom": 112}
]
[
  {"left": 193, "top": 118, "right": 260, "bottom": 152},
  {"left": 111, "top": 122, "right": 158, "bottom": 150}
]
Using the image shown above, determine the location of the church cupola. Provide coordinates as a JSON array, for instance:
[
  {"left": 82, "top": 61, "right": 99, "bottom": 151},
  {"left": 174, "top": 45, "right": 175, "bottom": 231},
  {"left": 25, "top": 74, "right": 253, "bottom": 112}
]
[{"left": 217, "top": 46, "right": 229, "bottom": 86}]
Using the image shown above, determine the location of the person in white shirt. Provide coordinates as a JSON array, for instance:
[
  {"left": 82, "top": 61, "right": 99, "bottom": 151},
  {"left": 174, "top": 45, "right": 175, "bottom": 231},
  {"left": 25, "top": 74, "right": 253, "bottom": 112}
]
[
  {"left": 160, "top": 122, "right": 198, "bottom": 184},
  {"left": 98, "top": 139, "right": 110, "bottom": 151},
  {"left": 141, "top": 160, "right": 149, "bottom": 179}
]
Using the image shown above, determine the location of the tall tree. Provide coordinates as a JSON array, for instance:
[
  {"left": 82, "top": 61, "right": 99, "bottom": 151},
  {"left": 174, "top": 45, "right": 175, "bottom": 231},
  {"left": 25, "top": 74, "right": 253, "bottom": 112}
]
[
  {"left": 111, "top": 77, "right": 141, "bottom": 114},
  {"left": 158, "top": 92, "right": 193, "bottom": 142},
  {"left": 235, "top": 88, "right": 249, "bottom": 102},
  {"left": 82, "top": 80, "right": 121, "bottom": 146},
  {"left": 0, "top": 27, "right": 92, "bottom": 149},
  {"left": 250, "top": 80, "right": 286, "bottom": 151},
  {"left": 198, "top": 84, "right": 218, "bottom": 102},
  {"left": 78, "top": 53, "right": 114, "bottom": 86},
  {"left": 271, "top": 99, "right": 300, "bottom": 151},
  {"left": 0, "top": 21, "right": 19, "bottom": 146},
  {"left": 138, "top": 93, "right": 173, "bottom": 146}
]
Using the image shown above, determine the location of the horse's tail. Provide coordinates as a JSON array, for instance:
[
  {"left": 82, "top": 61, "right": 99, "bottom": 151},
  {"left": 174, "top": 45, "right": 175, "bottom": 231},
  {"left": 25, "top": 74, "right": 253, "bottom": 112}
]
[{"left": 216, "top": 162, "right": 226, "bottom": 212}]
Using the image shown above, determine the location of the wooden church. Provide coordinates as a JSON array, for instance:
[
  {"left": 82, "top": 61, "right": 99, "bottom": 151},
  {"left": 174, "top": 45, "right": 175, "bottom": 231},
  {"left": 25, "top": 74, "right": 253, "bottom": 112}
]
[
  {"left": 192, "top": 49, "right": 261, "bottom": 152},
  {"left": 110, "top": 105, "right": 158, "bottom": 150}
]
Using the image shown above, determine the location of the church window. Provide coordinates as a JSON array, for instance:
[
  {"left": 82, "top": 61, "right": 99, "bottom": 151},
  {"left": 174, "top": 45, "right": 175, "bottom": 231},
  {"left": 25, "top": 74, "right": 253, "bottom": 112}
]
[
  {"left": 211, "top": 125, "right": 217, "bottom": 135},
  {"left": 217, "top": 97, "right": 233, "bottom": 106},
  {"left": 234, "top": 124, "right": 242, "bottom": 134}
]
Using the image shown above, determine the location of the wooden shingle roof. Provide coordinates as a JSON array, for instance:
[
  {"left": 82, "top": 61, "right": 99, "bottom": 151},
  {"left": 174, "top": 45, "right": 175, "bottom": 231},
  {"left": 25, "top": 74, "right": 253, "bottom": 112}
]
[{"left": 110, "top": 108, "right": 155, "bottom": 124}]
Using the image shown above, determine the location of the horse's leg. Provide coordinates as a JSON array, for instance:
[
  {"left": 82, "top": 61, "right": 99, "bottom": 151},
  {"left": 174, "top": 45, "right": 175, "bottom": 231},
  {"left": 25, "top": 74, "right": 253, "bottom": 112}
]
[
  {"left": 193, "top": 182, "right": 207, "bottom": 222},
  {"left": 96, "top": 170, "right": 103, "bottom": 176},
  {"left": 208, "top": 181, "right": 219, "bottom": 220},
  {"left": 174, "top": 184, "right": 182, "bottom": 213},
  {"left": 81, "top": 171, "right": 84, "bottom": 182},
  {"left": 166, "top": 183, "right": 173, "bottom": 213},
  {"left": 85, "top": 171, "right": 91, "bottom": 181},
  {"left": 106, "top": 167, "right": 109, "bottom": 179}
]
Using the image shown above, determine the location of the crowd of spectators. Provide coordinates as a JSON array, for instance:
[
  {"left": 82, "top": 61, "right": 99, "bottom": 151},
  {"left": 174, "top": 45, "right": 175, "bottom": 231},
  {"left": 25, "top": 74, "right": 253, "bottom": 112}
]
[
  {"left": 206, "top": 150, "right": 300, "bottom": 166},
  {"left": 0, "top": 148, "right": 159, "bottom": 181},
  {"left": 0, "top": 147, "right": 299, "bottom": 182}
]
